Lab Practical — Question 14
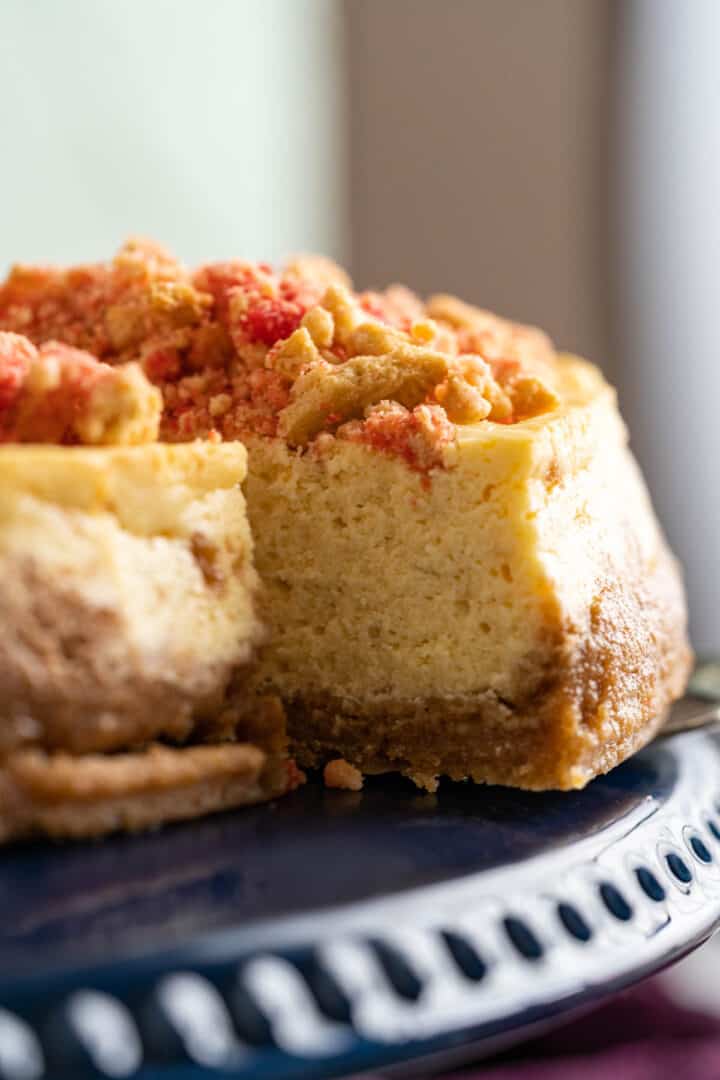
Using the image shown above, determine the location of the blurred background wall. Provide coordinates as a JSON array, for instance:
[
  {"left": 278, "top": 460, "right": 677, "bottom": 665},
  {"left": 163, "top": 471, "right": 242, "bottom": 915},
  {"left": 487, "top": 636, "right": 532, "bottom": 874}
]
[
  {"left": 0, "top": 0, "right": 348, "bottom": 267},
  {"left": 0, "top": 0, "right": 716, "bottom": 652},
  {"left": 614, "top": 0, "right": 720, "bottom": 656},
  {"left": 345, "top": 0, "right": 612, "bottom": 370}
]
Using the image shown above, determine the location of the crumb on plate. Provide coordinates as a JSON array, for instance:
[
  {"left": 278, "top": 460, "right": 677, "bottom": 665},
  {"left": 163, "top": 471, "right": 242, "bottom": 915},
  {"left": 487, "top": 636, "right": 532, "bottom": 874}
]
[{"left": 323, "top": 758, "right": 364, "bottom": 791}]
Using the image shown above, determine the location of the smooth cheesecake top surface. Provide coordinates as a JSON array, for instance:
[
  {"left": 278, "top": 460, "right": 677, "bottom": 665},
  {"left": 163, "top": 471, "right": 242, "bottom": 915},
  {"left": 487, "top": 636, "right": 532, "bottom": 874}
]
[
  {"left": 0, "top": 442, "right": 248, "bottom": 540},
  {"left": 0, "top": 238, "right": 603, "bottom": 476}
]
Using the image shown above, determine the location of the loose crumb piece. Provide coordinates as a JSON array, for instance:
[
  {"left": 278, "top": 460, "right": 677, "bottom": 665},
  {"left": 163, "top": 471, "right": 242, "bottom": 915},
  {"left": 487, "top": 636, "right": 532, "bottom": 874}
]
[
  {"left": 323, "top": 758, "right": 364, "bottom": 791},
  {"left": 0, "top": 331, "right": 161, "bottom": 445}
]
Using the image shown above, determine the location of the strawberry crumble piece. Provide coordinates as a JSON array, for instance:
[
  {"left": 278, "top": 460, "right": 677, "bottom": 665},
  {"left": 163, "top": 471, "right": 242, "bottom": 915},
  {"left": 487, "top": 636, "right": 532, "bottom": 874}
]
[
  {"left": 0, "top": 333, "right": 35, "bottom": 411},
  {"left": 339, "top": 401, "right": 456, "bottom": 472},
  {"left": 0, "top": 332, "right": 161, "bottom": 445}
]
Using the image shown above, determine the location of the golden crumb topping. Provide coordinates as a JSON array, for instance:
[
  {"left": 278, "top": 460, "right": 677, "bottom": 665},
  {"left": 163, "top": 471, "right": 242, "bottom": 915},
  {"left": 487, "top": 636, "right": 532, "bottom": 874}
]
[
  {"left": 0, "top": 240, "right": 561, "bottom": 468},
  {"left": 0, "top": 332, "right": 161, "bottom": 445}
]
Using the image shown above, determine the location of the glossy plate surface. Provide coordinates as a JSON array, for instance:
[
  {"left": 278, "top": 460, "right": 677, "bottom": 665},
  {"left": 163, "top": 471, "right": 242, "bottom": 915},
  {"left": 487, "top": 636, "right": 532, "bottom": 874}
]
[{"left": 1, "top": 731, "right": 720, "bottom": 1079}]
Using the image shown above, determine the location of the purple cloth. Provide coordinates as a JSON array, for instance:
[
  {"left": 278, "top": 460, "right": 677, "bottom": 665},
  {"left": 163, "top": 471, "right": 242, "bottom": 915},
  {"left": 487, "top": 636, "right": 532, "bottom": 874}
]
[{"left": 383, "top": 980, "right": 720, "bottom": 1079}]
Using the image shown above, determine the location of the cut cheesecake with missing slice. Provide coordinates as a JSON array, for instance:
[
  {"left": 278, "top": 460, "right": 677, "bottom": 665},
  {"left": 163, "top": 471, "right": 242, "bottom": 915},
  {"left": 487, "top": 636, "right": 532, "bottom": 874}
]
[
  {"left": 0, "top": 242, "right": 692, "bottom": 793},
  {"left": 0, "top": 333, "right": 301, "bottom": 839}
]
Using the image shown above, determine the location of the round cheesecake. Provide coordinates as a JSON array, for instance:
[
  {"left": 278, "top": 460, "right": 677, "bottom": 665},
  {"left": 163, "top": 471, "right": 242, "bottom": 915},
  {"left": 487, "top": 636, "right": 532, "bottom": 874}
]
[{"left": 0, "top": 240, "right": 692, "bottom": 796}]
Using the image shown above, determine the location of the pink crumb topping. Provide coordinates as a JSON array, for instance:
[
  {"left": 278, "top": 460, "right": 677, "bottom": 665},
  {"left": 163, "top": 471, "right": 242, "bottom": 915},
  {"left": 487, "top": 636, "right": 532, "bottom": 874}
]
[
  {"left": 0, "top": 333, "right": 34, "bottom": 410},
  {"left": 341, "top": 401, "right": 455, "bottom": 475},
  {"left": 0, "top": 241, "right": 560, "bottom": 466},
  {"left": 0, "top": 332, "right": 159, "bottom": 445}
]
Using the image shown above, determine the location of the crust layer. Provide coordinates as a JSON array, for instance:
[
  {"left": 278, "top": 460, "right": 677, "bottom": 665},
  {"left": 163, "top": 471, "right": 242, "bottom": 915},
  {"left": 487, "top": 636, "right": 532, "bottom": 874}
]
[{"left": 0, "top": 742, "right": 299, "bottom": 841}]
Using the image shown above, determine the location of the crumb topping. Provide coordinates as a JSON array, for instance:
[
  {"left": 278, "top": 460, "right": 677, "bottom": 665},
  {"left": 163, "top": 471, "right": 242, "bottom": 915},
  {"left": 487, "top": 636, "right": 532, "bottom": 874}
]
[
  {"left": 0, "top": 332, "right": 161, "bottom": 445},
  {"left": 337, "top": 401, "right": 457, "bottom": 475},
  {"left": 0, "top": 240, "right": 561, "bottom": 467}
]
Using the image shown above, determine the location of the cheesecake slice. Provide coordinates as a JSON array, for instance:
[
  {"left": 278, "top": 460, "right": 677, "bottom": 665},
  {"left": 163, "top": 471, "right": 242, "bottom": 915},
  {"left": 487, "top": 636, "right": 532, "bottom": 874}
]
[
  {"left": 0, "top": 332, "right": 300, "bottom": 838},
  {"left": 0, "top": 439, "right": 260, "bottom": 756},
  {"left": 0, "top": 242, "right": 692, "bottom": 792}
]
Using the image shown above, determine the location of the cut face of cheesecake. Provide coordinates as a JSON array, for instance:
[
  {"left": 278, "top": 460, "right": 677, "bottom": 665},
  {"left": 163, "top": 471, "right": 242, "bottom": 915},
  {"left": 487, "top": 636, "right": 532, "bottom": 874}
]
[{"left": 0, "top": 242, "right": 692, "bottom": 793}]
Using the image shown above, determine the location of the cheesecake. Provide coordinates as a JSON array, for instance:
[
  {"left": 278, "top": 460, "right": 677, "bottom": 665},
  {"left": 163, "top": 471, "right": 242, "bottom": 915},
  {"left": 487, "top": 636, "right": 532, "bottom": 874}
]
[
  {"left": 0, "top": 332, "right": 300, "bottom": 838},
  {"left": 0, "top": 241, "right": 692, "bottom": 793}
]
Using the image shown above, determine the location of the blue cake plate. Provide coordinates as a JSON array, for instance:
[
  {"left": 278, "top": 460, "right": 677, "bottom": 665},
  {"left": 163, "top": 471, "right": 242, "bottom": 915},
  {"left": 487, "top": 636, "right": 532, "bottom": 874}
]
[{"left": 2, "top": 726, "right": 720, "bottom": 1079}]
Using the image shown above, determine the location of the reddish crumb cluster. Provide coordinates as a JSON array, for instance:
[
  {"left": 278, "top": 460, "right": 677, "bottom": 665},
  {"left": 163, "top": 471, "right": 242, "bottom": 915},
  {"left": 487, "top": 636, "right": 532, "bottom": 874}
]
[
  {"left": 340, "top": 402, "right": 456, "bottom": 474},
  {"left": 0, "top": 241, "right": 182, "bottom": 358},
  {"left": 0, "top": 334, "right": 109, "bottom": 443},
  {"left": 236, "top": 277, "right": 317, "bottom": 348},
  {"left": 0, "top": 243, "right": 317, "bottom": 443},
  {"left": 192, "top": 260, "right": 324, "bottom": 355},
  {"left": 0, "top": 332, "right": 159, "bottom": 446},
  {"left": 0, "top": 333, "right": 35, "bottom": 411},
  {"left": 241, "top": 294, "right": 304, "bottom": 347},
  {"left": 162, "top": 366, "right": 293, "bottom": 442},
  {"left": 356, "top": 286, "right": 423, "bottom": 331},
  {"left": 0, "top": 239, "right": 560, "bottom": 466}
]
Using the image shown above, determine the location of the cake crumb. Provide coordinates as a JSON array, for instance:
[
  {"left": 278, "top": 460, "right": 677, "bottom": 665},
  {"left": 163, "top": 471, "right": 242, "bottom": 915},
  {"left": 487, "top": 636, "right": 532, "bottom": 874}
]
[{"left": 323, "top": 758, "right": 364, "bottom": 791}]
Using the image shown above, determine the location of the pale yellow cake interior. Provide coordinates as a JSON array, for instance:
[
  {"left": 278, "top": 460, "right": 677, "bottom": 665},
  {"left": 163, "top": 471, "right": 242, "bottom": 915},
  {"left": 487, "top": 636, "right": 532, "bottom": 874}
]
[
  {"left": 249, "top": 357, "right": 596, "bottom": 700},
  {"left": 0, "top": 442, "right": 258, "bottom": 673}
]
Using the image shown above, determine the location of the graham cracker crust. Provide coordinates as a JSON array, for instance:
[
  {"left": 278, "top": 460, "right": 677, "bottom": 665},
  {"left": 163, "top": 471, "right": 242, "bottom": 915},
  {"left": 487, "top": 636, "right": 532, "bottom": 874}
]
[{"left": 0, "top": 696, "right": 304, "bottom": 841}]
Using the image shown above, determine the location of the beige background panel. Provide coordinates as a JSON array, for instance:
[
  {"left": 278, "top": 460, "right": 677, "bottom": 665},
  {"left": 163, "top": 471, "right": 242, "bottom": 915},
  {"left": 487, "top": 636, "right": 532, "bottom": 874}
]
[{"left": 345, "top": 0, "right": 611, "bottom": 369}]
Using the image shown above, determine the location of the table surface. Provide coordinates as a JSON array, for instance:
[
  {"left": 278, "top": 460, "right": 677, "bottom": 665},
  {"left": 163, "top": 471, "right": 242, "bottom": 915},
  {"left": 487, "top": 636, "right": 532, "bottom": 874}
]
[{"left": 2, "top": 731, "right": 720, "bottom": 1079}]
